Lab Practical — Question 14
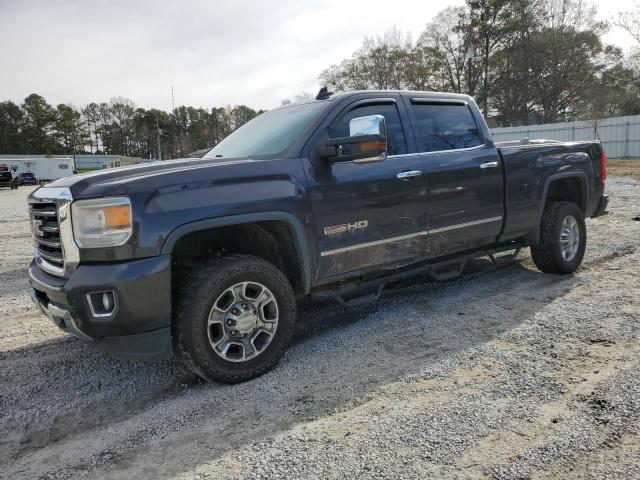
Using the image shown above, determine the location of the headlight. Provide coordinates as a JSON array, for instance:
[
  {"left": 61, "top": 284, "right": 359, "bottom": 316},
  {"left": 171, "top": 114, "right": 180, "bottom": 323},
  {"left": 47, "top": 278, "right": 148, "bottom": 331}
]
[{"left": 71, "top": 197, "right": 132, "bottom": 248}]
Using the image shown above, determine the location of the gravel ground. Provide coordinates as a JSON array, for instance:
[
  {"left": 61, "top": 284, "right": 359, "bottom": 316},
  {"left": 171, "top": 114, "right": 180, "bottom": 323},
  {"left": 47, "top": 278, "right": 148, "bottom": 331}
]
[{"left": 1, "top": 175, "right": 639, "bottom": 480}]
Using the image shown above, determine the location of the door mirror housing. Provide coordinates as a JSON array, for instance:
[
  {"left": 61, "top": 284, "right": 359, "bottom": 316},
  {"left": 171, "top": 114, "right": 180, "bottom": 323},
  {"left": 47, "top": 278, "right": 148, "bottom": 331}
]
[{"left": 321, "top": 114, "right": 388, "bottom": 164}]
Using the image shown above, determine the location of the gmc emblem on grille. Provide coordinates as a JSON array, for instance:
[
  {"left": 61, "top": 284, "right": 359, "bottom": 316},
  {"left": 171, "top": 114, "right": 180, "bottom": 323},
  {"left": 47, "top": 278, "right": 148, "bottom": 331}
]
[{"left": 32, "top": 218, "right": 43, "bottom": 237}]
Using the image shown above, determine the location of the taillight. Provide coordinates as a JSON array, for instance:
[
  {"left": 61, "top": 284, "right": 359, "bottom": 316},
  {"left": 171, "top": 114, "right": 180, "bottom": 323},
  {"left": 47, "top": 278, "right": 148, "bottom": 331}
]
[{"left": 601, "top": 148, "right": 607, "bottom": 182}]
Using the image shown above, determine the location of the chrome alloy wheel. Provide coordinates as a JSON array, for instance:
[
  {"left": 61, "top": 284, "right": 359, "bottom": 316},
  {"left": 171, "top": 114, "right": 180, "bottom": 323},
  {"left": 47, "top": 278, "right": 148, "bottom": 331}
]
[
  {"left": 560, "top": 215, "right": 580, "bottom": 261},
  {"left": 207, "top": 282, "right": 279, "bottom": 362}
]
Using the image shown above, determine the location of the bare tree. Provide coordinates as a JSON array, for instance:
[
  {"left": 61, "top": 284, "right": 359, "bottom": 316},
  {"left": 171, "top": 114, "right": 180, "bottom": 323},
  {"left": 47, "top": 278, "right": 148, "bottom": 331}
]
[
  {"left": 320, "top": 27, "right": 435, "bottom": 92},
  {"left": 419, "top": 7, "right": 471, "bottom": 94},
  {"left": 617, "top": 1, "right": 640, "bottom": 45},
  {"left": 616, "top": 0, "right": 640, "bottom": 67}
]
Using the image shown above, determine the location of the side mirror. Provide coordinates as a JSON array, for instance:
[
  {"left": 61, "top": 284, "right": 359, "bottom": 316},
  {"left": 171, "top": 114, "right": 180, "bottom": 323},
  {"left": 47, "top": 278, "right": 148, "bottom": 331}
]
[{"left": 322, "top": 114, "right": 388, "bottom": 164}]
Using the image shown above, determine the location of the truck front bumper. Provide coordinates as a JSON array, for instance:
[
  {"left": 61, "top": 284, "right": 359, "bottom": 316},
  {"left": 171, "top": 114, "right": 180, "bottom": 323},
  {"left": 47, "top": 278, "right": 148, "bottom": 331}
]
[{"left": 29, "top": 255, "right": 173, "bottom": 361}]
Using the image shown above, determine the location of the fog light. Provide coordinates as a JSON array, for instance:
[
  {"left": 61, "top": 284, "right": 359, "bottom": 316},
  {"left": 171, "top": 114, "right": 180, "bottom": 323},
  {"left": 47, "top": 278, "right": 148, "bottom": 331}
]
[
  {"left": 87, "top": 290, "right": 117, "bottom": 317},
  {"left": 102, "top": 292, "right": 114, "bottom": 311}
]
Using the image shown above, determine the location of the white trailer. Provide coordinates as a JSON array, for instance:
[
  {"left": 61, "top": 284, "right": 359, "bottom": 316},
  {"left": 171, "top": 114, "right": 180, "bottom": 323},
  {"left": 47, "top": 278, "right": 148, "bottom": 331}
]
[{"left": 0, "top": 156, "right": 76, "bottom": 182}]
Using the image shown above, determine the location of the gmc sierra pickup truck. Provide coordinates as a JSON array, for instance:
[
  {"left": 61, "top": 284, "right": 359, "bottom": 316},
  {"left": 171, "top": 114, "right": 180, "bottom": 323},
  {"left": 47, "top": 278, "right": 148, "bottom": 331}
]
[{"left": 28, "top": 89, "right": 608, "bottom": 383}]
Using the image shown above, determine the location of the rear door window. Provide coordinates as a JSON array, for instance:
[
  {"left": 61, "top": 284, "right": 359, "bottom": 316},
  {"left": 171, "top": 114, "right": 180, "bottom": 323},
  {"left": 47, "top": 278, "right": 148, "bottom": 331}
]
[{"left": 411, "top": 103, "right": 483, "bottom": 153}]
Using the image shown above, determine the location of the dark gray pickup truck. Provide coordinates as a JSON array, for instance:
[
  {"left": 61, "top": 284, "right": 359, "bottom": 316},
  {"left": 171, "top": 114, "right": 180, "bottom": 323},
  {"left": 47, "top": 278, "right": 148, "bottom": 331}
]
[{"left": 28, "top": 89, "right": 608, "bottom": 382}]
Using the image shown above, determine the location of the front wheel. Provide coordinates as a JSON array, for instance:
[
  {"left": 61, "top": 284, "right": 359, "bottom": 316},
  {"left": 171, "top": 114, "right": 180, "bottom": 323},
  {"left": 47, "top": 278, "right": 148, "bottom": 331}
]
[
  {"left": 173, "top": 255, "right": 297, "bottom": 383},
  {"left": 531, "top": 201, "right": 586, "bottom": 274}
]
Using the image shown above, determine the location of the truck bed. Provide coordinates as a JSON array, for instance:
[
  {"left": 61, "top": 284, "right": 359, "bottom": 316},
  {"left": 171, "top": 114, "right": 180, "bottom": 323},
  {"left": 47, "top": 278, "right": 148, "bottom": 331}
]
[{"left": 496, "top": 139, "right": 605, "bottom": 243}]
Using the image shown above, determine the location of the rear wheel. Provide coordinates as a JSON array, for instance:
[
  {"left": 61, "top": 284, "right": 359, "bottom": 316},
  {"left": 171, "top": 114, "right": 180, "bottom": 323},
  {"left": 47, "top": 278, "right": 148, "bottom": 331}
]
[
  {"left": 531, "top": 201, "right": 586, "bottom": 274},
  {"left": 173, "top": 255, "right": 297, "bottom": 383}
]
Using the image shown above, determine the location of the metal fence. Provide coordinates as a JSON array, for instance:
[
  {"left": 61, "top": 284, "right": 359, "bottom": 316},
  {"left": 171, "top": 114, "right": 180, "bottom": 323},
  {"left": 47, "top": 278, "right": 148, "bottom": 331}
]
[{"left": 490, "top": 115, "right": 640, "bottom": 158}]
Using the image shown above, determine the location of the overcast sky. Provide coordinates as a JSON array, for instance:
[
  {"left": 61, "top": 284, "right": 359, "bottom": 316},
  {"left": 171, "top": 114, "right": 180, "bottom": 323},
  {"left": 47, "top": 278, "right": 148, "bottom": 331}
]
[{"left": 0, "top": 0, "right": 638, "bottom": 111}]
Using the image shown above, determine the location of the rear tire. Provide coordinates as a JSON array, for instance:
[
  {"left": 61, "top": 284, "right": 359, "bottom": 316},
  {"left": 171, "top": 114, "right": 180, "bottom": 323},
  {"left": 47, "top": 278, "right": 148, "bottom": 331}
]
[
  {"left": 173, "top": 254, "right": 297, "bottom": 383},
  {"left": 531, "top": 201, "right": 586, "bottom": 274}
]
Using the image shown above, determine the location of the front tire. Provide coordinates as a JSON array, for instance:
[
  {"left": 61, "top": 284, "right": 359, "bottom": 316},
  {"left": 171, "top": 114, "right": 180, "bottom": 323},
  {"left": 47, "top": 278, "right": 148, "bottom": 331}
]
[
  {"left": 174, "top": 255, "right": 297, "bottom": 383},
  {"left": 531, "top": 201, "right": 586, "bottom": 274}
]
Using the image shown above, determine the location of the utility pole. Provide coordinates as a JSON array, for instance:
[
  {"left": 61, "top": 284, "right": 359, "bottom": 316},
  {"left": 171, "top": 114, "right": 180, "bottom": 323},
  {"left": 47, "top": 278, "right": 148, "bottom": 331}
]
[
  {"left": 155, "top": 114, "right": 162, "bottom": 161},
  {"left": 466, "top": 47, "right": 475, "bottom": 97},
  {"left": 172, "top": 85, "right": 178, "bottom": 158},
  {"left": 71, "top": 123, "right": 77, "bottom": 172},
  {"left": 172, "top": 85, "right": 180, "bottom": 158}
]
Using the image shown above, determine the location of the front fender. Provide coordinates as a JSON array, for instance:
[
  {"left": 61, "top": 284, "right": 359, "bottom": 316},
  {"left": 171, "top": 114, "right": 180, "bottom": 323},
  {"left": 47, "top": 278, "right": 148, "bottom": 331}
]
[{"left": 160, "top": 212, "right": 313, "bottom": 294}]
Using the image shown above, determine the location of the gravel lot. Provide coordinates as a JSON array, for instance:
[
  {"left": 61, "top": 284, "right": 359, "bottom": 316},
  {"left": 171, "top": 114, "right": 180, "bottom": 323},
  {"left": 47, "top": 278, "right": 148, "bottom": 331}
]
[{"left": 1, "top": 173, "right": 639, "bottom": 480}]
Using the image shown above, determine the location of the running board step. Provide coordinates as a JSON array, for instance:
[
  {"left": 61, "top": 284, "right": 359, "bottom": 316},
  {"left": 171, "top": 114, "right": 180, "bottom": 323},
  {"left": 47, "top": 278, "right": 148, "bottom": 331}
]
[
  {"left": 429, "top": 260, "right": 467, "bottom": 282},
  {"left": 334, "top": 284, "right": 384, "bottom": 308},
  {"left": 310, "top": 244, "right": 524, "bottom": 309},
  {"left": 488, "top": 247, "right": 521, "bottom": 266}
]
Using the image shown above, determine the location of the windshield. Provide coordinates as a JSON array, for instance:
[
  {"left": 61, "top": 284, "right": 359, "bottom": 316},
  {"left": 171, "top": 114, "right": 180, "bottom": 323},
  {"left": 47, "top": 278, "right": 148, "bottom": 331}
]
[{"left": 203, "top": 102, "right": 326, "bottom": 159}]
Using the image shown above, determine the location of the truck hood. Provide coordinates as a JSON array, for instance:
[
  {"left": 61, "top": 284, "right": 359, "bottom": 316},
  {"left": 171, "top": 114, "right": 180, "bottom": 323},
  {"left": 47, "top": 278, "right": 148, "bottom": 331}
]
[{"left": 47, "top": 157, "right": 256, "bottom": 199}]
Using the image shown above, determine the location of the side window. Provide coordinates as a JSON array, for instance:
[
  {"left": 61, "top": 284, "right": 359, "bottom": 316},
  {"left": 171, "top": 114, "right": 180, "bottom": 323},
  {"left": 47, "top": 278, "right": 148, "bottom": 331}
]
[
  {"left": 330, "top": 103, "right": 408, "bottom": 156},
  {"left": 411, "top": 103, "right": 482, "bottom": 153},
  {"left": 59, "top": 164, "right": 69, "bottom": 169}
]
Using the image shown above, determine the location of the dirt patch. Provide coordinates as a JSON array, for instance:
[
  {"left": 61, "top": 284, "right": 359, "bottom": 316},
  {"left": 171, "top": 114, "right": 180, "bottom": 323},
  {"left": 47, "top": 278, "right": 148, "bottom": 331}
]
[{"left": 607, "top": 159, "right": 640, "bottom": 180}]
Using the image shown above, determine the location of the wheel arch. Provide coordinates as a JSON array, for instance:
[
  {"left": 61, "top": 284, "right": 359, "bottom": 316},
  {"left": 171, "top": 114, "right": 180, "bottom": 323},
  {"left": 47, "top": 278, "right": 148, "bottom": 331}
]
[
  {"left": 162, "top": 212, "right": 312, "bottom": 294},
  {"left": 539, "top": 172, "right": 588, "bottom": 220}
]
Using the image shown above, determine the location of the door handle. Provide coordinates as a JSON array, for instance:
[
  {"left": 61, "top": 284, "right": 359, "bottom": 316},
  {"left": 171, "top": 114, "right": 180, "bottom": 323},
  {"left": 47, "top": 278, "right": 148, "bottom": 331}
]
[
  {"left": 397, "top": 170, "right": 423, "bottom": 179},
  {"left": 479, "top": 161, "right": 499, "bottom": 170}
]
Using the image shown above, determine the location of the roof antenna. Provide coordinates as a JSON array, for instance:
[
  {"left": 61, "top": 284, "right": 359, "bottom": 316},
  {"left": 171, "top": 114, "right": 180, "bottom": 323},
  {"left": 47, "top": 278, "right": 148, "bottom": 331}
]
[{"left": 316, "top": 86, "right": 334, "bottom": 100}]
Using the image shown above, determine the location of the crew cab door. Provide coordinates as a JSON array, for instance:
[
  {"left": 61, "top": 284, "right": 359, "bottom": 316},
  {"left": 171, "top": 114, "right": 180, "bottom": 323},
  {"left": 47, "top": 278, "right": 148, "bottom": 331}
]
[
  {"left": 405, "top": 96, "right": 504, "bottom": 257},
  {"left": 306, "top": 96, "right": 428, "bottom": 279}
]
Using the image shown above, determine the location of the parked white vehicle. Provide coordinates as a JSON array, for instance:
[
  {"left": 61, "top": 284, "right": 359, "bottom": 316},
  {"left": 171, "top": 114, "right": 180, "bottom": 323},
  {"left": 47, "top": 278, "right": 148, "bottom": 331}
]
[{"left": 0, "top": 157, "right": 75, "bottom": 182}]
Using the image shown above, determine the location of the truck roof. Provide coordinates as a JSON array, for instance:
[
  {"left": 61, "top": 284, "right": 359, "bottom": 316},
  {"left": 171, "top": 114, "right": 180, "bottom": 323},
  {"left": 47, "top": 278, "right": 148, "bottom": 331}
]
[
  {"left": 333, "top": 90, "right": 473, "bottom": 102},
  {"left": 278, "top": 90, "right": 474, "bottom": 113},
  {"left": 282, "top": 90, "right": 473, "bottom": 109}
]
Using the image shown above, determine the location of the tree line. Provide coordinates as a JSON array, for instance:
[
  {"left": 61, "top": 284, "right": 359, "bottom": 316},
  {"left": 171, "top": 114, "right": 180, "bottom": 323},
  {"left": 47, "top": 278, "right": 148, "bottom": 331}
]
[
  {"left": 320, "top": 0, "right": 640, "bottom": 126},
  {"left": 0, "top": 94, "right": 263, "bottom": 158},
  {"left": 3, "top": 0, "right": 640, "bottom": 156}
]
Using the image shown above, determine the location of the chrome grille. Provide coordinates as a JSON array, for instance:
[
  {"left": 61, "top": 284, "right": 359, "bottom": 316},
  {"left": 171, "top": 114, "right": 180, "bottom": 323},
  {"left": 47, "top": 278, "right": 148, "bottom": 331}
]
[
  {"left": 30, "top": 201, "right": 65, "bottom": 270},
  {"left": 28, "top": 187, "right": 79, "bottom": 278}
]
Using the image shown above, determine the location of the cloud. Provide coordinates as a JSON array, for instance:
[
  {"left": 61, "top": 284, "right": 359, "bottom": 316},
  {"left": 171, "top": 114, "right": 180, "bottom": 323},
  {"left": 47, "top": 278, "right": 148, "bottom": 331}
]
[{"left": 0, "top": 0, "right": 634, "bottom": 111}]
